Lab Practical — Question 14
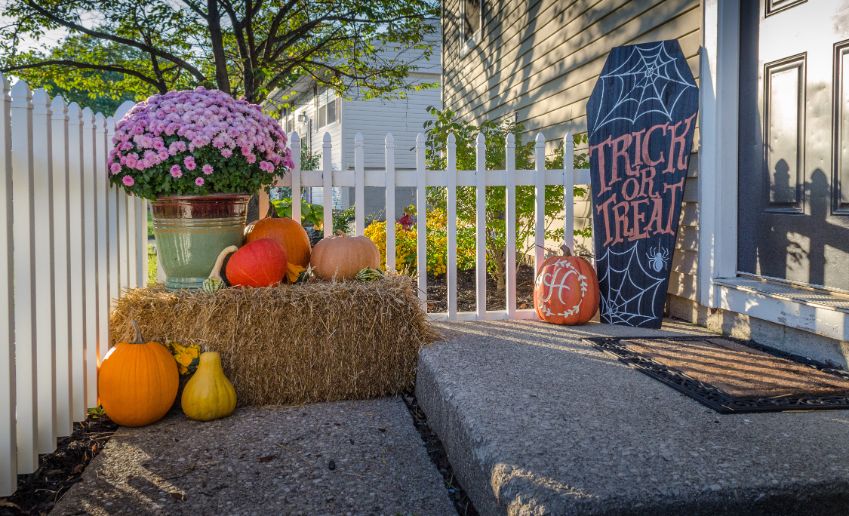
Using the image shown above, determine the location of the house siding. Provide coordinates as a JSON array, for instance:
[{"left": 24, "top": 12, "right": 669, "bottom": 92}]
[
  {"left": 340, "top": 80, "right": 441, "bottom": 170},
  {"left": 442, "top": 0, "right": 702, "bottom": 309}
]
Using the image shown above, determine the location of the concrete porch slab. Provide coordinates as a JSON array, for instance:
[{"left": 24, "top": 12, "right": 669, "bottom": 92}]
[{"left": 416, "top": 320, "right": 849, "bottom": 515}]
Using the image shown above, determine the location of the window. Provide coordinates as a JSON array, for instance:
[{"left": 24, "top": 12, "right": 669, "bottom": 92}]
[
  {"left": 284, "top": 116, "right": 294, "bottom": 134},
  {"left": 316, "top": 90, "right": 339, "bottom": 129},
  {"left": 461, "top": 0, "right": 483, "bottom": 52}
]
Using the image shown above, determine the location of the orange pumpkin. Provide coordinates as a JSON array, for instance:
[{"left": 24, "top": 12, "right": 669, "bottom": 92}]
[
  {"left": 98, "top": 321, "right": 179, "bottom": 427},
  {"left": 225, "top": 238, "right": 288, "bottom": 287},
  {"left": 310, "top": 234, "right": 380, "bottom": 280},
  {"left": 245, "top": 217, "right": 311, "bottom": 269},
  {"left": 534, "top": 246, "right": 599, "bottom": 325}
]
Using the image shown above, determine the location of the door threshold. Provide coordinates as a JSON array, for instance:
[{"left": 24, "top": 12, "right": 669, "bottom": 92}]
[{"left": 712, "top": 277, "right": 849, "bottom": 342}]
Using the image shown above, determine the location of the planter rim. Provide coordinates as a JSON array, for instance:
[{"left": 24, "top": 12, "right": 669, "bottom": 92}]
[{"left": 152, "top": 193, "right": 252, "bottom": 203}]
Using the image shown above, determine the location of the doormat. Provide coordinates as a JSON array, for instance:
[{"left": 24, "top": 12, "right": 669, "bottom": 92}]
[{"left": 587, "top": 336, "right": 849, "bottom": 414}]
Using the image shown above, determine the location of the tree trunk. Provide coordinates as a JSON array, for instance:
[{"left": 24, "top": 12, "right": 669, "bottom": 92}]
[
  {"left": 494, "top": 248, "right": 506, "bottom": 293},
  {"left": 207, "top": 0, "right": 231, "bottom": 94}
]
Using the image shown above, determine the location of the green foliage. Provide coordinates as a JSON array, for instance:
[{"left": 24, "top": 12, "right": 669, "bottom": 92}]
[
  {"left": 300, "top": 148, "right": 321, "bottom": 172},
  {"left": 422, "top": 106, "right": 589, "bottom": 287},
  {"left": 333, "top": 206, "right": 356, "bottom": 235},
  {"left": 147, "top": 243, "right": 158, "bottom": 286},
  {"left": 272, "top": 198, "right": 324, "bottom": 227},
  {"left": 365, "top": 207, "right": 475, "bottom": 276},
  {"left": 0, "top": 1, "right": 439, "bottom": 106}
]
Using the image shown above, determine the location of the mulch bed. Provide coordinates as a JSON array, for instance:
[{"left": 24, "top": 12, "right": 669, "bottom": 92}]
[
  {"left": 426, "top": 264, "right": 536, "bottom": 313},
  {"left": 0, "top": 413, "right": 117, "bottom": 516},
  {"left": 590, "top": 336, "right": 849, "bottom": 414}
]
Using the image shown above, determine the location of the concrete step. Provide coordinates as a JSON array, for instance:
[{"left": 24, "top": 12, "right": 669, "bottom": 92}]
[{"left": 417, "top": 320, "right": 849, "bottom": 515}]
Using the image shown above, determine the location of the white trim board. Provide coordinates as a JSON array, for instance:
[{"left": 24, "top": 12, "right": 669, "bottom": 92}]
[
  {"left": 699, "top": 0, "right": 740, "bottom": 306},
  {"left": 715, "top": 279, "right": 849, "bottom": 343}
]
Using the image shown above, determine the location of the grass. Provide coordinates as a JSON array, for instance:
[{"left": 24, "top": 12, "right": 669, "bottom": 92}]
[{"left": 147, "top": 243, "right": 158, "bottom": 286}]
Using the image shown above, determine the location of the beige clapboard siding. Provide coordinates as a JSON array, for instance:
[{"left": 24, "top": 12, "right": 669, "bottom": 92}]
[
  {"left": 448, "top": 2, "right": 700, "bottom": 122},
  {"left": 442, "top": 0, "right": 654, "bottom": 110},
  {"left": 443, "top": 0, "right": 700, "bottom": 129}
]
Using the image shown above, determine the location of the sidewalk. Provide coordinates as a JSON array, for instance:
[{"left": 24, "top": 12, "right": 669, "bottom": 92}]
[
  {"left": 417, "top": 320, "right": 849, "bottom": 515},
  {"left": 53, "top": 398, "right": 454, "bottom": 515}
]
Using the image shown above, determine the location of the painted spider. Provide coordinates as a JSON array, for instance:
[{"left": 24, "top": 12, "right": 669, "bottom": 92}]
[{"left": 646, "top": 246, "right": 670, "bottom": 273}]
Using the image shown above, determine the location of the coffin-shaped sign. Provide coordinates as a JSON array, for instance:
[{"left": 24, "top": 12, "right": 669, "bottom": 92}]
[{"left": 586, "top": 40, "right": 699, "bottom": 328}]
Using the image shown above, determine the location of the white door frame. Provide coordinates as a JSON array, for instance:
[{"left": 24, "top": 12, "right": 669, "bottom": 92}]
[{"left": 698, "top": 0, "right": 741, "bottom": 308}]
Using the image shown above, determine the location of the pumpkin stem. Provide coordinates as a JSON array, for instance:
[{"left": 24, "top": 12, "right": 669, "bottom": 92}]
[
  {"left": 209, "top": 245, "right": 239, "bottom": 281},
  {"left": 334, "top": 230, "right": 346, "bottom": 237},
  {"left": 560, "top": 244, "right": 573, "bottom": 257},
  {"left": 130, "top": 320, "right": 144, "bottom": 344}
]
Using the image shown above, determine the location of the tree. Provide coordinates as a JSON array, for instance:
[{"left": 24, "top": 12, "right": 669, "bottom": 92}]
[
  {"left": 423, "top": 107, "right": 590, "bottom": 291},
  {"left": 0, "top": 0, "right": 438, "bottom": 107}
]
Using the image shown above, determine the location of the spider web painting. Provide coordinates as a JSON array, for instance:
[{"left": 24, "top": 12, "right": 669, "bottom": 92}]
[
  {"left": 596, "top": 241, "right": 668, "bottom": 327},
  {"left": 586, "top": 40, "right": 698, "bottom": 329},
  {"left": 588, "top": 41, "right": 697, "bottom": 138}
]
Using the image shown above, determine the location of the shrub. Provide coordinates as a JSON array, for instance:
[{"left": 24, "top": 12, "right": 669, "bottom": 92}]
[
  {"left": 422, "top": 106, "right": 589, "bottom": 290},
  {"left": 365, "top": 207, "right": 475, "bottom": 276}
]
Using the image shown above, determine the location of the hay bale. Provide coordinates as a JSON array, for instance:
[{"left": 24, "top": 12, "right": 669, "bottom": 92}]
[{"left": 110, "top": 275, "right": 439, "bottom": 406}]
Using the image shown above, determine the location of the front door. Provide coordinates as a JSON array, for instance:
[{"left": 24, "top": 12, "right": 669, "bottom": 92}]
[{"left": 738, "top": 0, "right": 849, "bottom": 291}]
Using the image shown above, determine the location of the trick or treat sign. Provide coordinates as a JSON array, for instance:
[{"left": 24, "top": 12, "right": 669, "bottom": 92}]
[{"left": 586, "top": 40, "right": 698, "bottom": 328}]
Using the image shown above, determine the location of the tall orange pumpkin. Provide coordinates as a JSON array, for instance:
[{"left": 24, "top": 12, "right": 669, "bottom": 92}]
[
  {"left": 310, "top": 234, "right": 380, "bottom": 280},
  {"left": 245, "top": 217, "right": 311, "bottom": 268},
  {"left": 225, "top": 238, "right": 288, "bottom": 287},
  {"left": 98, "top": 321, "right": 179, "bottom": 427},
  {"left": 534, "top": 246, "right": 599, "bottom": 325}
]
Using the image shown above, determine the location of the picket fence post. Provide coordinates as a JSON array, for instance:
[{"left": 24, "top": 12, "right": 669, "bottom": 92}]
[
  {"left": 385, "top": 133, "right": 396, "bottom": 272},
  {"left": 10, "top": 80, "right": 38, "bottom": 474},
  {"left": 0, "top": 72, "right": 16, "bottom": 496},
  {"left": 415, "top": 133, "right": 427, "bottom": 307},
  {"left": 321, "top": 132, "right": 333, "bottom": 237},
  {"left": 446, "top": 133, "right": 458, "bottom": 320},
  {"left": 563, "top": 133, "right": 575, "bottom": 253},
  {"left": 81, "top": 107, "right": 98, "bottom": 410},
  {"left": 50, "top": 96, "right": 72, "bottom": 438},
  {"left": 474, "top": 133, "right": 486, "bottom": 319},
  {"left": 534, "top": 133, "right": 546, "bottom": 274},
  {"left": 505, "top": 133, "right": 517, "bottom": 318},
  {"left": 289, "top": 132, "right": 301, "bottom": 225},
  {"left": 354, "top": 132, "right": 365, "bottom": 236},
  {"left": 66, "top": 102, "right": 86, "bottom": 422}
]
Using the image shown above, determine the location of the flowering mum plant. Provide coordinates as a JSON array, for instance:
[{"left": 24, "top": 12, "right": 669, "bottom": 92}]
[{"left": 108, "top": 87, "right": 293, "bottom": 199}]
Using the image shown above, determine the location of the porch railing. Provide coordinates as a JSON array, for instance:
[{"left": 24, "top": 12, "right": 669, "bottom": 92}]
[
  {"left": 0, "top": 76, "right": 147, "bottom": 496},
  {"left": 280, "top": 130, "right": 591, "bottom": 321}
]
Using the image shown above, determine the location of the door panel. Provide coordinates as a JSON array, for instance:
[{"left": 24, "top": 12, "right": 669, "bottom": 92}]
[
  {"left": 738, "top": 0, "right": 849, "bottom": 291},
  {"left": 764, "top": 55, "right": 805, "bottom": 211}
]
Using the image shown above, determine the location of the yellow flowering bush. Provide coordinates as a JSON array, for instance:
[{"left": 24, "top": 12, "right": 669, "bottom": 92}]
[
  {"left": 166, "top": 341, "right": 201, "bottom": 376},
  {"left": 365, "top": 207, "right": 475, "bottom": 276}
]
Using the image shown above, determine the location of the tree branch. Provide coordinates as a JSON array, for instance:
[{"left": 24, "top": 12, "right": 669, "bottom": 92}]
[
  {"left": 206, "top": 0, "right": 231, "bottom": 92},
  {"left": 22, "top": 0, "right": 207, "bottom": 83},
  {"left": 2, "top": 60, "right": 166, "bottom": 91}
]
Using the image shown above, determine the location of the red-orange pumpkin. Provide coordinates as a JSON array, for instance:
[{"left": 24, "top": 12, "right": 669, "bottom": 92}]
[
  {"left": 225, "top": 238, "right": 288, "bottom": 287},
  {"left": 533, "top": 246, "right": 599, "bottom": 325},
  {"left": 245, "top": 217, "right": 311, "bottom": 269}
]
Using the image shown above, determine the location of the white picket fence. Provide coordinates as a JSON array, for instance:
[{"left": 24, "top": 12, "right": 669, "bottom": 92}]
[
  {"left": 0, "top": 80, "right": 590, "bottom": 496},
  {"left": 0, "top": 75, "right": 148, "bottom": 496},
  {"left": 280, "top": 130, "right": 591, "bottom": 321}
]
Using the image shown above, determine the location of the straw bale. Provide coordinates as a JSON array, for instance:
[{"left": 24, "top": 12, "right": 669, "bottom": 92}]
[{"left": 109, "top": 275, "right": 439, "bottom": 406}]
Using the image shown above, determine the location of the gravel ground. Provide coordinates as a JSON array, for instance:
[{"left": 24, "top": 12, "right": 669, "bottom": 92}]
[{"left": 53, "top": 398, "right": 455, "bottom": 515}]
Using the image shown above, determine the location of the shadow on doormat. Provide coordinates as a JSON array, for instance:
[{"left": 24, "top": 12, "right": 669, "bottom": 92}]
[{"left": 587, "top": 335, "right": 849, "bottom": 414}]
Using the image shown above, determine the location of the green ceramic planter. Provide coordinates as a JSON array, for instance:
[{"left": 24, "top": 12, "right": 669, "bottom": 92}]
[{"left": 151, "top": 194, "right": 251, "bottom": 290}]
